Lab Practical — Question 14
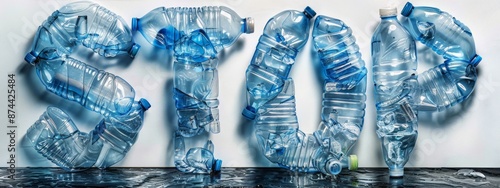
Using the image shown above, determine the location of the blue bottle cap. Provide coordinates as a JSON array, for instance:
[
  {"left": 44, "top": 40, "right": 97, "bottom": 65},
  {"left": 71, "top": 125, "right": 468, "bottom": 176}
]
[
  {"left": 470, "top": 54, "right": 482, "bottom": 67},
  {"left": 131, "top": 17, "right": 139, "bottom": 32},
  {"left": 401, "top": 2, "right": 414, "bottom": 17},
  {"left": 213, "top": 159, "right": 222, "bottom": 172},
  {"left": 242, "top": 107, "right": 256, "bottom": 120},
  {"left": 128, "top": 43, "right": 140, "bottom": 58},
  {"left": 24, "top": 51, "right": 38, "bottom": 65},
  {"left": 139, "top": 98, "right": 151, "bottom": 111},
  {"left": 304, "top": 6, "right": 316, "bottom": 19}
]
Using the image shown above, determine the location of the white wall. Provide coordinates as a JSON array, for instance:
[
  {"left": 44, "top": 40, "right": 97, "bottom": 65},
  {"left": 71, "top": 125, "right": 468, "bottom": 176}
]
[{"left": 1, "top": 0, "right": 499, "bottom": 168}]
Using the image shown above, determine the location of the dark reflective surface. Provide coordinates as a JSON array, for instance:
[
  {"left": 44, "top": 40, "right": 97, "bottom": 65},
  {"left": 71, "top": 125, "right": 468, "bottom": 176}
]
[{"left": 1, "top": 168, "right": 499, "bottom": 187}]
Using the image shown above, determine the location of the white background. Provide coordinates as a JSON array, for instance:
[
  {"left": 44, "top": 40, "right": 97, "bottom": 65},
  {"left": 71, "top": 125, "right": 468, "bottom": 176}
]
[{"left": 1, "top": 0, "right": 499, "bottom": 168}]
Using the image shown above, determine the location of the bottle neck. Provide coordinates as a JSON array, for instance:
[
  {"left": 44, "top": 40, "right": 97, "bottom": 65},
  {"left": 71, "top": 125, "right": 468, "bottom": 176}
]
[{"left": 380, "top": 15, "right": 398, "bottom": 20}]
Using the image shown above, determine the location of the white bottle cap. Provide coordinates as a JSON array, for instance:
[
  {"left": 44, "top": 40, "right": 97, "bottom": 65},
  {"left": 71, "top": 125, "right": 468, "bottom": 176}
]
[{"left": 379, "top": 7, "right": 397, "bottom": 17}]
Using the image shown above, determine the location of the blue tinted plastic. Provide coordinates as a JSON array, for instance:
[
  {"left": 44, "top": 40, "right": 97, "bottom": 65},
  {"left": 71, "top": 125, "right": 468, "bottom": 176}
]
[
  {"left": 25, "top": 99, "right": 151, "bottom": 171},
  {"left": 133, "top": 6, "right": 254, "bottom": 51},
  {"left": 174, "top": 133, "right": 222, "bottom": 174},
  {"left": 25, "top": 1, "right": 139, "bottom": 64},
  {"left": 401, "top": 2, "right": 480, "bottom": 111},
  {"left": 242, "top": 7, "right": 316, "bottom": 120},
  {"left": 371, "top": 10, "right": 418, "bottom": 177}
]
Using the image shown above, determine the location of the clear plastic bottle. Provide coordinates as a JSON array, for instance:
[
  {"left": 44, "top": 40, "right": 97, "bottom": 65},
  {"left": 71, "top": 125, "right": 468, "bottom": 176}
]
[
  {"left": 242, "top": 7, "right": 316, "bottom": 120},
  {"left": 173, "top": 30, "right": 219, "bottom": 137},
  {"left": 24, "top": 1, "right": 139, "bottom": 64},
  {"left": 132, "top": 6, "right": 254, "bottom": 51},
  {"left": 312, "top": 15, "right": 367, "bottom": 174},
  {"left": 254, "top": 79, "right": 358, "bottom": 175},
  {"left": 25, "top": 99, "right": 151, "bottom": 171},
  {"left": 174, "top": 132, "right": 222, "bottom": 174},
  {"left": 371, "top": 7, "right": 418, "bottom": 177},
  {"left": 401, "top": 2, "right": 481, "bottom": 65},
  {"left": 401, "top": 2, "right": 481, "bottom": 111},
  {"left": 33, "top": 55, "right": 135, "bottom": 116},
  {"left": 93, "top": 98, "right": 151, "bottom": 168}
]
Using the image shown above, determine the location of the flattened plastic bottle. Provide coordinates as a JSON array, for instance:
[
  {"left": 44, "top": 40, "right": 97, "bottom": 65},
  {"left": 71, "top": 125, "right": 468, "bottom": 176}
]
[
  {"left": 242, "top": 7, "right": 316, "bottom": 120},
  {"left": 33, "top": 55, "right": 135, "bottom": 116},
  {"left": 312, "top": 15, "right": 367, "bottom": 173},
  {"left": 132, "top": 6, "right": 254, "bottom": 51},
  {"left": 401, "top": 2, "right": 481, "bottom": 111},
  {"left": 173, "top": 30, "right": 219, "bottom": 137},
  {"left": 24, "top": 1, "right": 139, "bottom": 64},
  {"left": 25, "top": 99, "right": 151, "bottom": 171},
  {"left": 174, "top": 132, "right": 222, "bottom": 174},
  {"left": 371, "top": 8, "right": 418, "bottom": 177}
]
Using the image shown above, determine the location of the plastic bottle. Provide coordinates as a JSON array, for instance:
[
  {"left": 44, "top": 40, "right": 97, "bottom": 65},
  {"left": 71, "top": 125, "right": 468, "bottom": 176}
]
[
  {"left": 312, "top": 15, "right": 367, "bottom": 173},
  {"left": 401, "top": 2, "right": 481, "bottom": 111},
  {"left": 174, "top": 132, "right": 222, "bottom": 174},
  {"left": 32, "top": 55, "right": 135, "bottom": 116},
  {"left": 25, "top": 99, "right": 151, "bottom": 171},
  {"left": 401, "top": 2, "right": 481, "bottom": 65},
  {"left": 24, "top": 1, "right": 139, "bottom": 64},
  {"left": 173, "top": 30, "right": 219, "bottom": 137},
  {"left": 242, "top": 7, "right": 316, "bottom": 120},
  {"left": 371, "top": 7, "right": 418, "bottom": 177},
  {"left": 254, "top": 79, "right": 358, "bottom": 175},
  {"left": 132, "top": 6, "right": 254, "bottom": 51}
]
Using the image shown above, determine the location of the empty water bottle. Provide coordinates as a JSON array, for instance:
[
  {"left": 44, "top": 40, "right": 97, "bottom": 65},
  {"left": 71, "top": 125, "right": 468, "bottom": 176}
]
[
  {"left": 24, "top": 1, "right": 139, "bottom": 64},
  {"left": 401, "top": 2, "right": 481, "bottom": 111},
  {"left": 25, "top": 106, "right": 101, "bottom": 171},
  {"left": 174, "top": 132, "right": 222, "bottom": 174},
  {"left": 254, "top": 79, "right": 358, "bottom": 175},
  {"left": 132, "top": 6, "right": 254, "bottom": 51},
  {"left": 401, "top": 2, "right": 481, "bottom": 65},
  {"left": 312, "top": 15, "right": 367, "bottom": 173},
  {"left": 93, "top": 98, "right": 151, "bottom": 168},
  {"left": 25, "top": 99, "right": 151, "bottom": 171},
  {"left": 173, "top": 30, "right": 219, "bottom": 137},
  {"left": 242, "top": 7, "right": 316, "bottom": 120},
  {"left": 371, "top": 7, "right": 418, "bottom": 177},
  {"left": 32, "top": 55, "right": 135, "bottom": 116}
]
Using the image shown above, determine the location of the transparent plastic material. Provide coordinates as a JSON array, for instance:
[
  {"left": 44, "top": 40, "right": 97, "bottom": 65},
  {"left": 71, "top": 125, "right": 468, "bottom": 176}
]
[
  {"left": 173, "top": 30, "right": 219, "bottom": 137},
  {"left": 25, "top": 99, "right": 151, "bottom": 171},
  {"left": 132, "top": 6, "right": 254, "bottom": 51},
  {"left": 371, "top": 8, "right": 418, "bottom": 177},
  {"left": 401, "top": 2, "right": 481, "bottom": 111},
  {"left": 174, "top": 133, "right": 222, "bottom": 174},
  {"left": 34, "top": 55, "right": 135, "bottom": 116},
  {"left": 24, "top": 1, "right": 139, "bottom": 64},
  {"left": 242, "top": 7, "right": 316, "bottom": 120}
]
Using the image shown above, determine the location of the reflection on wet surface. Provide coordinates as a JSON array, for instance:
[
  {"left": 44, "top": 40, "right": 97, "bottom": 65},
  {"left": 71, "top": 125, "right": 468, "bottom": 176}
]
[{"left": 1, "top": 168, "right": 499, "bottom": 187}]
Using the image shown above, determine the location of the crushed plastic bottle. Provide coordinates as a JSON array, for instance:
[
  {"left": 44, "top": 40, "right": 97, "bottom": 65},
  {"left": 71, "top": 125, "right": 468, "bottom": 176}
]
[
  {"left": 132, "top": 6, "right": 254, "bottom": 51},
  {"left": 371, "top": 7, "right": 418, "bottom": 177},
  {"left": 242, "top": 7, "right": 316, "bottom": 120},
  {"left": 174, "top": 132, "right": 222, "bottom": 174},
  {"left": 312, "top": 15, "right": 367, "bottom": 173},
  {"left": 32, "top": 55, "right": 135, "bottom": 116},
  {"left": 24, "top": 1, "right": 139, "bottom": 64},
  {"left": 25, "top": 99, "right": 151, "bottom": 171},
  {"left": 401, "top": 2, "right": 481, "bottom": 111}
]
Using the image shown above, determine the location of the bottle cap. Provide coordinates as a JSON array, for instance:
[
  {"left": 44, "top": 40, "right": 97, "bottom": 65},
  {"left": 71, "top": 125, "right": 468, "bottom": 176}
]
[
  {"left": 470, "top": 54, "right": 482, "bottom": 67},
  {"left": 242, "top": 107, "right": 256, "bottom": 120},
  {"left": 131, "top": 17, "right": 139, "bottom": 32},
  {"left": 379, "top": 7, "right": 397, "bottom": 17},
  {"left": 213, "top": 159, "right": 222, "bottom": 172},
  {"left": 139, "top": 98, "right": 151, "bottom": 111},
  {"left": 348, "top": 155, "right": 358, "bottom": 171},
  {"left": 128, "top": 43, "right": 140, "bottom": 58},
  {"left": 401, "top": 2, "right": 414, "bottom": 17},
  {"left": 327, "top": 160, "right": 342, "bottom": 175},
  {"left": 389, "top": 168, "right": 404, "bottom": 177},
  {"left": 244, "top": 17, "right": 255, "bottom": 34},
  {"left": 304, "top": 6, "right": 316, "bottom": 19},
  {"left": 25, "top": 51, "right": 38, "bottom": 65}
]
